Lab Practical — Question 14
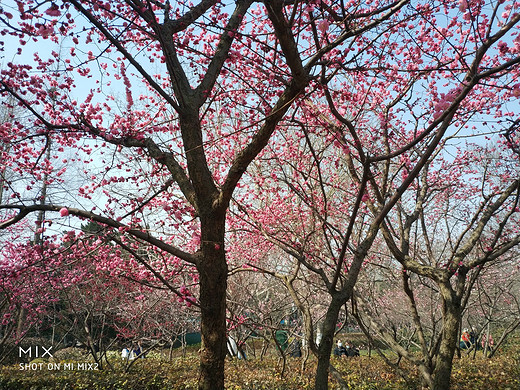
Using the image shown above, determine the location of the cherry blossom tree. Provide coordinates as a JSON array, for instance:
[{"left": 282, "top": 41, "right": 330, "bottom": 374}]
[
  {"left": 0, "top": 241, "right": 52, "bottom": 357},
  {"left": 351, "top": 139, "right": 520, "bottom": 388},
  {"left": 2, "top": 2, "right": 520, "bottom": 390},
  {"left": 462, "top": 247, "right": 520, "bottom": 358},
  {"left": 227, "top": 247, "right": 330, "bottom": 368},
  {"left": 0, "top": 0, "right": 415, "bottom": 387},
  {"left": 0, "top": 221, "right": 200, "bottom": 368},
  {"left": 228, "top": 1, "right": 520, "bottom": 388}
]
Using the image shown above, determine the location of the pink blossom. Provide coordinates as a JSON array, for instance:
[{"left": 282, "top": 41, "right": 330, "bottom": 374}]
[
  {"left": 498, "top": 41, "right": 509, "bottom": 55},
  {"left": 318, "top": 20, "right": 330, "bottom": 34},
  {"left": 59, "top": 208, "right": 69, "bottom": 217},
  {"left": 37, "top": 25, "right": 54, "bottom": 38},
  {"left": 459, "top": 0, "right": 469, "bottom": 12},
  {"left": 45, "top": 4, "right": 61, "bottom": 17},
  {"left": 511, "top": 84, "right": 520, "bottom": 97}
]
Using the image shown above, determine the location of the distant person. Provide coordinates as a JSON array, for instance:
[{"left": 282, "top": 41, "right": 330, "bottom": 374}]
[
  {"left": 481, "top": 333, "right": 494, "bottom": 351},
  {"left": 133, "top": 344, "right": 142, "bottom": 358},
  {"left": 345, "top": 343, "right": 360, "bottom": 357},
  {"left": 334, "top": 340, "right": 347, "bottom": 357},
  {"left": 469, "top": 328, "right": 477, "bottom": 346},
  {"left": 460, "top": 329, "right": 471, "bottom": 349},
  {"left": 137, "top": 341, "right": 145, "bottom": 358},
  {"left": 121, "top": 347, "right": 130, "bottom": 360}
]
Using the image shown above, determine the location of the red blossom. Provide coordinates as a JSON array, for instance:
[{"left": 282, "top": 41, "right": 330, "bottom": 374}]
[{"left": 45, "top": 4, "right": 61, "bottom": 17}]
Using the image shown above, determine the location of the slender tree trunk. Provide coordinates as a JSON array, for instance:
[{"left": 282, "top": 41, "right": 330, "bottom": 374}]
[
  {"left": 168, "top": 339, "right": 174, "bottom": 362},
  {"left": 483, "top": 320, "right": 492, "bottom": 358},
  {"left": 300, "top": 305, "right": 315, "bottom": 371},
  {"left": 431, "top": 296, "right": 461, "bottom": 390},
  {"left": 314, "top": 297, "right": 344, "bottom": 390},
  {"left": 197, "top": 215, "right": 228, "bottom": 390},
  {"left": 281, "top": 267, "right": 315, "bottom": 371}
]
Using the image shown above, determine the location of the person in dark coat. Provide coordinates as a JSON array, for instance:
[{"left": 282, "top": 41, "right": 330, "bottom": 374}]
[
  {"left": 345, "top": 343, "right": 360, "bottom": 357},
  {"left": 333, "top": 340, "right": 347, "bottom": 357}
]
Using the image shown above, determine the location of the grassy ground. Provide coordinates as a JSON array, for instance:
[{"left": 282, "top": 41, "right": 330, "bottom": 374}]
[{"left": 1, "top": 347, "right": 519, "bottom": 389}]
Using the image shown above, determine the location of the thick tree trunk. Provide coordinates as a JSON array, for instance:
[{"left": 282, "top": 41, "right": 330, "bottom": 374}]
[
  {"left": 314, "top": 297, "right": 344, "bottom": 390},
  {"left": 431, "top": 295, "right": 461, "bottom": 390},
  {"left": 197, "top": 216, "right": 228, "bottom": 390}
]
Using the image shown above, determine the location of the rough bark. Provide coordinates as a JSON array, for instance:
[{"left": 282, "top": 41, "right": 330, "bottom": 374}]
[
  {"left": 197, "top": 215, "right": 228, "bottom": 390},
  {"left": 314, "top": 297, "right": 344, "bottom": 390},
  {"left": 431, "top": 285, "right": 462, "bottom": 390}
]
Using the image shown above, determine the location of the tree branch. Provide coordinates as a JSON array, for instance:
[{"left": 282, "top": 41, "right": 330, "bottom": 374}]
[{"left": 0, "top": 204, "right": 198, "bottom": 265}]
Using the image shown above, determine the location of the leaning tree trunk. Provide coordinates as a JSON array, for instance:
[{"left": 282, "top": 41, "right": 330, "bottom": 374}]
[
  {"left": 431, "top": 288, "right": 462, "bottom": 390},
  {"left": 197, "top": 215, "right": 228, "bottom": 390},
  {"left": 314, "top": 297, "right": 344, "bottom": 390}
]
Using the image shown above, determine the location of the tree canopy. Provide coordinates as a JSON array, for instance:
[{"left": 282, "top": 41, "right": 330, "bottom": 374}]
[{"left": 1, "top": 1, "right": 520, "bottom": 389}]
